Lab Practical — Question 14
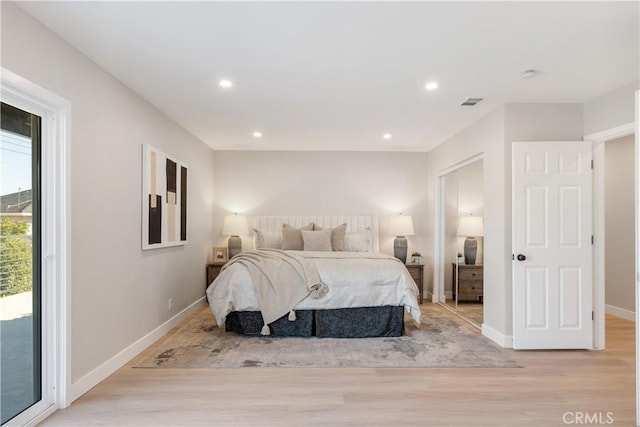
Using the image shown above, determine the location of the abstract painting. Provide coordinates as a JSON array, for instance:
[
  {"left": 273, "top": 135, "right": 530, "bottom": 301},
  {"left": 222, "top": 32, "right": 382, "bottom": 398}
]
[{"left": 142, "top": 144, "right": 188, "bottom": 250}]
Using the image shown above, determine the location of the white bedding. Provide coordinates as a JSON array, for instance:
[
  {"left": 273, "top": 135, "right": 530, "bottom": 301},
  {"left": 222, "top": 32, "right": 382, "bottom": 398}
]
[{"left": 206, "top": 250, "right": 421, "bottom": 327}]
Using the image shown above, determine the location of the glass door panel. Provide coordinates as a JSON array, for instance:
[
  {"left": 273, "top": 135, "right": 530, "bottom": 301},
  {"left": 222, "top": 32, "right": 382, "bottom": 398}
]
[{"left": 1, "top": 102, "right": 42, "bottom": 425}]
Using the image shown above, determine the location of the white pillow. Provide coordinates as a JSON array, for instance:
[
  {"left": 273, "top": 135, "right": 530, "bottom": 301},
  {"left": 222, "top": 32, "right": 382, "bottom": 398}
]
[
  {"left": 343, "top": 228, "right": 372, "bottom": 252},
  {"left": 253, "top": 228, "right": 282, "bottom": 249},
  {"left": 301, "top": 229, "right": 333, "bottom": 251}
]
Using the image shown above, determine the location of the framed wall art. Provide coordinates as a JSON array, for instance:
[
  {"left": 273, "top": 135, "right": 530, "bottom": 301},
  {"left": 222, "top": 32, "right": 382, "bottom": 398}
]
[{"left": 142, "top": 144, "right": 188, "bottom": 250}]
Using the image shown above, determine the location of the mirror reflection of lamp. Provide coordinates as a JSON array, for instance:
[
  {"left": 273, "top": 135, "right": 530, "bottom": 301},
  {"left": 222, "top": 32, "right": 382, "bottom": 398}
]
[
  {"left": 458, "top": 215, "right": 484, "bottom": 265},
  {"left": 389, "top": 214, "right": 414, "bottom": 264},
  {"left": 222, "top": 213, "right": 249, "bottom": 258}
]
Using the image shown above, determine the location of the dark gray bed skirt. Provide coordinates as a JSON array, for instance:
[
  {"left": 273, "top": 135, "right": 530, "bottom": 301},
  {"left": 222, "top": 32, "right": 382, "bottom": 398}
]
[{"left": 225, "top": 306, "right": 405, "bottom": 338}]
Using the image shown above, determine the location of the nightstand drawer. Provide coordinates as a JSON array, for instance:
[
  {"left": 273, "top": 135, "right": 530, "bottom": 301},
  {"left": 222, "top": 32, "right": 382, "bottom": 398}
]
[
  {"left": 458, "top": 281, "right": 482, "bottom": 296},
  {"left": 409, "top": 268, "right": 422, "bottom": 282},
  {"left": 459, "top": 268, "right": 481, "bottom": 281}
]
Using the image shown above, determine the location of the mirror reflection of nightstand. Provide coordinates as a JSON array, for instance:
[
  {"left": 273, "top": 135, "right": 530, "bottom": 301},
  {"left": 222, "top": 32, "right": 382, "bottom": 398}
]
[{"left": 452, "top": 263, "right": 483, "bottom": 302}]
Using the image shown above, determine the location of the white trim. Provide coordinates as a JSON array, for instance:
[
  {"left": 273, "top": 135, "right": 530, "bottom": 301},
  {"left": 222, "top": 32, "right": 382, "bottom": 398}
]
[
  {"left": 432, "top": 176, "right": 446, "bottom": 303},
  {"left": 585, "top": 121, "right": 635, "bottom": 351},
  {"left": 634, "top": 90, "right": 639, "bottom": 427},
  {"left": 604, "top": 304, "right": 635, "bottom": 322},
  {"left": 1, "top": 68, "right": 72, "bottom": 424},
  {"left": 584, "top": 122, "right": 636, "bottom": 143},
  {"left": 592, "top": 141, "right": 606, "bottom": 350},
  {"left": 68, "top": 297, "right": 206, "bottom": 404},
  {"left": 436, "top": 153, "right": 485, "bottom": 178},
  {"left": 482, "top": 323, "right": 513, "bottom": 348}
]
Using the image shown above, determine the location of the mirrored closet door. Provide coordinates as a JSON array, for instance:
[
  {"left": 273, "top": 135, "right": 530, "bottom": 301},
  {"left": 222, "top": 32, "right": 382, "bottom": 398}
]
[{"left": 440, "top": 158, "right": 484, "bottom": 327}]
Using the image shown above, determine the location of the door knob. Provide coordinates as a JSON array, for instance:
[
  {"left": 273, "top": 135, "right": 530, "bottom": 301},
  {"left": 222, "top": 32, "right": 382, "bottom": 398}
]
[{"left": 516, "top": 254, "right": 526, "bottom": 261}]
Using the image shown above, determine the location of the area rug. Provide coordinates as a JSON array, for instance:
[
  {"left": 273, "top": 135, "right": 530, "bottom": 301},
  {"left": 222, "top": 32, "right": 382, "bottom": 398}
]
[{"left": 134, "top": 308, "right": 520, "bottom": 369}]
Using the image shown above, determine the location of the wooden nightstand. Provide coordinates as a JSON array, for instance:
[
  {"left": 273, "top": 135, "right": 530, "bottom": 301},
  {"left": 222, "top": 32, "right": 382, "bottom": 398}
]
[
  {"left": 452, "top": 263, "right": 483, "bottom": 302},
  {"left": 405, "top": 263, "right": 425, "bottom": 304},
  {"left": 206, "top": 261, "right": 228, "bottom": 293}
]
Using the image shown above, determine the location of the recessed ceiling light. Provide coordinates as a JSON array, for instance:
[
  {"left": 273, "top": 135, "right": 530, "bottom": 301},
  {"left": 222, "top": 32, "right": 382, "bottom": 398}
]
[
  {"left": 219, "top": 79, "right": 233, "bottom": 88},
  {"left": 383, "top": 133, "right": 392, "bottom": 140},
  {"left": 252, "top": 131, "right": 262, "bottom": 138},
  {"left": 521, "top": 70, "right": 537, "bottom": 79},
  {"left": 425, "top": 81, "right": 438, "bottom": 91}
]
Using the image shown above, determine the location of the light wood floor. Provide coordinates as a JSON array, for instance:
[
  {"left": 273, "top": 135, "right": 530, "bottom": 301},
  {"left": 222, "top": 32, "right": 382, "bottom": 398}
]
[{"left": 40, "top": 304, "right": 635, "bottom": 427}]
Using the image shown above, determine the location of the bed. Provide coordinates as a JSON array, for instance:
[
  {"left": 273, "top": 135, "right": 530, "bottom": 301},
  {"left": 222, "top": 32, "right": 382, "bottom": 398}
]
[{"left": 206, "top": 216, "right": 421, "bottom": 338}]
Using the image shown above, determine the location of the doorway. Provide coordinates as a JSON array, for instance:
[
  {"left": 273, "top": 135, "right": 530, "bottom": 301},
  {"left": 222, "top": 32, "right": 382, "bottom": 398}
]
[
  {"left": 435, "top": 155, "right": 484, "bottom": 328},
  {"left": 588, "top": 122, "right": 636, "bottom": 350},
  {"left": 603, "top": 134, "right": 636, "bottom": 322}
]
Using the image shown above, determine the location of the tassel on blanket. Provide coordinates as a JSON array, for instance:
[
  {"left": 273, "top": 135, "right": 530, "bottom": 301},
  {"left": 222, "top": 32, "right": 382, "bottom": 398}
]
[
  {"left": 261, "top": 324, "right": 271, "bottom": 336},
  {"left": 309, "top": 282, "right": 329, "bottom": 299},
  {"left": 288, "top": 309, "right": 297, "bottom": 321}
]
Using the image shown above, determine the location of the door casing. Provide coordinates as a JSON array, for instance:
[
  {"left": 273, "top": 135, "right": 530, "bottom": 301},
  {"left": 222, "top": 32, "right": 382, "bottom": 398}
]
[{"left": 1, "top": 68, "right": 71, "bottom": 426}]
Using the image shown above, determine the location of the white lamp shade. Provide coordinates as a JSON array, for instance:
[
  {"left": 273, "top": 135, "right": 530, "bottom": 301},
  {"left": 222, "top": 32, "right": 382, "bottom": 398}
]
[
  {"left": 458, "top": 215, "right": 484, "bottom": 237},
  {"left": 222, "top": 214, "right": 249, "bottom": 236},
  {"left": 389, "top": 215, "right": 414, "bottom": 236}
]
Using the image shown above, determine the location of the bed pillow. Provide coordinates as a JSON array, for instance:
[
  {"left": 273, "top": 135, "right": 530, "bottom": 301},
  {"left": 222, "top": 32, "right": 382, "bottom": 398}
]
[
  {"left": 301, "top": 229, "right": 333, "bottom": 251},
  {"left": 281, "top": 223, "right": 314, "bottom": 250},
  {"left": 343, "top": 227, "right": 372, "bottom": 252},
  {"left": 253, "top": 228, "right": 282, "bottom": 249},
  {"left": 313, "top": 223, "right": 347, "bottom": 251}
]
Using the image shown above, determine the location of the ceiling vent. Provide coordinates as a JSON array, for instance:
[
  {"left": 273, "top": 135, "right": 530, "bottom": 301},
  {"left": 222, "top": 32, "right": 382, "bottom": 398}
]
[{"left": 460, "top": 98, "right": 484, "bottom": 107}]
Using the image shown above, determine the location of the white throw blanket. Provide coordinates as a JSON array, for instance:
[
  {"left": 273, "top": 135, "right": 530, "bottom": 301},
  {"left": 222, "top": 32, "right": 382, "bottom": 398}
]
[{"left": 222, "top": 249, "right": 328, "bottom": 334}]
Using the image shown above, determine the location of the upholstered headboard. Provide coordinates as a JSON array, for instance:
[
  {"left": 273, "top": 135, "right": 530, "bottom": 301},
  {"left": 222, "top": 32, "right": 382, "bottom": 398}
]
[{"left": 251, "top": 216, "right": 379, "bottom": 252}]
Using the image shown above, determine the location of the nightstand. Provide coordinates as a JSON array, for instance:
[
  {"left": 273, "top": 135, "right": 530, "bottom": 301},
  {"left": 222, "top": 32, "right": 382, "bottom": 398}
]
[
  {"left": 206, "top": 261, "right": 227, "bottom": 293},
  {"left": 405, "top": 263, "right": 424, "bottom": 304},
  {"left": 452, "top": 263, "right": 483, "bottom": 302}
]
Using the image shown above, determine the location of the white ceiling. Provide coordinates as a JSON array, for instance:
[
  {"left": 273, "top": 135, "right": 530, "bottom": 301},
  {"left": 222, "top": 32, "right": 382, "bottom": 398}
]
[{"left": 17, "top": 1, "right": 639, "bottom": 152}]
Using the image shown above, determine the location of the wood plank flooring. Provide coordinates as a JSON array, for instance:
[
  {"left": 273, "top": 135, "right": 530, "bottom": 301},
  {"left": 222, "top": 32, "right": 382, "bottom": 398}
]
[{"left": 40, "top": 304, "right": 635, "bottom": 427}]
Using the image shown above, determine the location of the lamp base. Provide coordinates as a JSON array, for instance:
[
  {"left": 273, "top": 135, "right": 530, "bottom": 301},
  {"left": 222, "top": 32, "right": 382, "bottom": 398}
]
[
  {"left": 393, "top": 236, "right": 408, "bottom": 263},
  {"left": 228, "top": 236, "right": 242, "bottom": 259},
  {"left": 464, "top": 237, "right": 478, "bottom": 265}
]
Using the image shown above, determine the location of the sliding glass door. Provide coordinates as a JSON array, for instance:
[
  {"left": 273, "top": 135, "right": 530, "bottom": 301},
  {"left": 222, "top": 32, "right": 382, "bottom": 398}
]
[{"left": 1, "top": 102, "right": 42, "bottom": 425}]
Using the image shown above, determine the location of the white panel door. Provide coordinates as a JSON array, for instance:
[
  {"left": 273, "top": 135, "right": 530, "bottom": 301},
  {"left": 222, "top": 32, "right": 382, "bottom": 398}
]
[{"left": 512, "top": 142, "right": 593, "bottom": 349}]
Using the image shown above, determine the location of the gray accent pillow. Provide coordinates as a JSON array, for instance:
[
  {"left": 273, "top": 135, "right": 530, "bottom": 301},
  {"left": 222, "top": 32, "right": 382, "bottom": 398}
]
[
  {"left": 281, "top": 223, "right": 313, "bottom": 250},
  {"left": 253, "top": 228, "right": 282, "bottom": 249},
  {"left": 301, "top": 229, "right": 333, "bottom": 251},
  {"left": 314, "top": 223, "right": 347, "bottom": 251}
]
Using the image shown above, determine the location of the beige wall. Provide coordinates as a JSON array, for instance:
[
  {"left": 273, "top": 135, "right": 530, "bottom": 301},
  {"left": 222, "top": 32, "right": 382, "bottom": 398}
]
[
  {"left": 584, "top": 81, "right": 639, "bottom": 136},
  {"left": 212, "top": 150, "right": 429, "bottom": 258},
  {"left": 2, "top": 2, "right": 215, "bottom": 383},
  {"left": 605, "top": 134, "right": 636, "bottom": 313}
]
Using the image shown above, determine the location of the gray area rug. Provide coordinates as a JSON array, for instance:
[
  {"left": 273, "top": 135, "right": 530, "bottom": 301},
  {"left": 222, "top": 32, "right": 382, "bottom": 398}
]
[{"left": 134, "top": 308, "right": 520, "bottom": 369}]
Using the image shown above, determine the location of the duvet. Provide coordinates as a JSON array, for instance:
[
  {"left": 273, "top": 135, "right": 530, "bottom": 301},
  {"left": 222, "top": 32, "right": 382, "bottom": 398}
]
[{"left": 206, "top": 250, "right": 421, "bottom": 327}]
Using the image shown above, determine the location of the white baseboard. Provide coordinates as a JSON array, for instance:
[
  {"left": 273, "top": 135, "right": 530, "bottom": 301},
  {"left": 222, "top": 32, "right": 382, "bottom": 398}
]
[
  {"left": 605, "top": 304, "right": 636, "bottom": 322},
  {"left": 68, "top": 297, "right": 206, "bottom": 404},
  {"left": 482, "top": 323, "right": 513, "bottom": 348}
]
